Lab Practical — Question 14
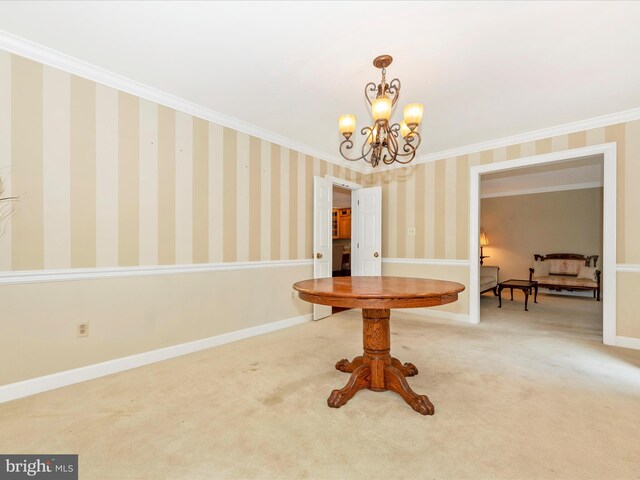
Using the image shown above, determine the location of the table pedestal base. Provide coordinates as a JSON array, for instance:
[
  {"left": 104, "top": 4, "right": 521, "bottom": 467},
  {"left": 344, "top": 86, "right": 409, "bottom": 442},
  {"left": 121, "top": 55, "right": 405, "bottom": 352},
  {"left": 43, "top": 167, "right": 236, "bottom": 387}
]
[{"left": 328, "top": 308, "right": 434, "bottom": 415}]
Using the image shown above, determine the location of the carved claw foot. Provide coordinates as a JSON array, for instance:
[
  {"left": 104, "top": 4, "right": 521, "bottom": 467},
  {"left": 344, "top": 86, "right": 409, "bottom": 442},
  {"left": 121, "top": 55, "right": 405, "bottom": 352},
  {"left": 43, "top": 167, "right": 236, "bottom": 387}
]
[
  {"left": 327, "top": 389, "right": 351, "bottom": 408},
  {"left": 327, "top": 365, "right": 370, "bottom": 408},
  {"left": 410, "top": 395, "right": 435, "bottom": 415},
  {"left": 391, "top": 357, "right": 418, "bottom": 377},
  {"left": 335, "top": 356, "right": 364, "bottom": 373},
  {"left": 384, "top": 365, "right": 435, "bottom": 416}
]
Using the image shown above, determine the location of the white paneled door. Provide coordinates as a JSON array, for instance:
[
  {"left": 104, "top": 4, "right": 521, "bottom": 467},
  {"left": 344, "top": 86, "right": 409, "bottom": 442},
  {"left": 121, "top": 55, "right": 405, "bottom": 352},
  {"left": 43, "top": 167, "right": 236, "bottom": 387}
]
[
  {"left": 312, "top": 176, "right": 333, "bottom": 320},
  {"left": 352, "top": 186, "right": 382, "bottom": 276}
]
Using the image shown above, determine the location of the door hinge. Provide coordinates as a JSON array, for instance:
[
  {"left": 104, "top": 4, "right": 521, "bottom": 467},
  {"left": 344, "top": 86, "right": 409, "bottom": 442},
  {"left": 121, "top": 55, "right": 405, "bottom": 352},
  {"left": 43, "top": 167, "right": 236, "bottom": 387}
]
[
  {"left": 357, "top": 200, "right": 360, "bottom": 205},
  {"left": 357, "top": 243, "right": 360, "bottom": 248}
]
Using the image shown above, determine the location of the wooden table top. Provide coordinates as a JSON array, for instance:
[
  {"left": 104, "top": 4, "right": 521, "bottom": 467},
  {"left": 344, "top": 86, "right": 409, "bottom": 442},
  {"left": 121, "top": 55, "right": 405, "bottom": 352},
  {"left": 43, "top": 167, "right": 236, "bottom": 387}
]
[{"left": 293, "top": 276, "right": 465, "bottom": 309}]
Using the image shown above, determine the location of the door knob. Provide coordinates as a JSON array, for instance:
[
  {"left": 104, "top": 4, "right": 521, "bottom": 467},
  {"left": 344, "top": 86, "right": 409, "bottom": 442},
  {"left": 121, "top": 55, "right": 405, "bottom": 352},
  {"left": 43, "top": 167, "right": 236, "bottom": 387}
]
[
  {"left": 316, "top": 252, "right": 323, "bottom": 259},
  {"left": 373, "top": 252, "right": 379, "bottom": 258}
]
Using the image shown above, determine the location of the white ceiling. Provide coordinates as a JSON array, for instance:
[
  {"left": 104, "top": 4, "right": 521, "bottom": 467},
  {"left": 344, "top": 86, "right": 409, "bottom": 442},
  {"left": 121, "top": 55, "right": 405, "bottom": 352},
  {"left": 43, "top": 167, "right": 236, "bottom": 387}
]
[{"left": 1, "top": 1, "right": 640, "bottom": 164}]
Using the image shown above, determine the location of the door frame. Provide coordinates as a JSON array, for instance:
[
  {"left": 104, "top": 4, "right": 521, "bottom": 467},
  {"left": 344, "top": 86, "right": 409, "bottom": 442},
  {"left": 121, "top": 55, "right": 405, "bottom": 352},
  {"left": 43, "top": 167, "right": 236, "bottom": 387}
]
[
  {"left": 324, "top": 175, "right": 362, "bottom": 274},
  {"left": 469, "top": 142, "right": 617, "bottom": 345}
]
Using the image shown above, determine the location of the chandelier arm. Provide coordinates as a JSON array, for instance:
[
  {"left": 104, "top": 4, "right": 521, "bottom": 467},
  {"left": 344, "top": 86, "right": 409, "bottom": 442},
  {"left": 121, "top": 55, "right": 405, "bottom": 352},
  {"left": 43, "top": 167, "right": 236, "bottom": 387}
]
[
  {"left": 388, "top": 78, "right": 401, "bottom": 107},
  {"left": 392, "top": 132, "right": 422, "bottom": 163},
  {"left": 387, "top": 123, "right": 399, "bottom": 158},
  {"left": 364, "top": 82, "right": 377, "bottom": 106},
  {"left": 377, "top": 122, "right": 395, "bottom": 166},
  {"left": 339, "top": 138, "right": 371, "bottom": 163},
  {"left": 339, "top": 127, "right": 377, "bottom": 163},
  {"left": 360, "top": 129, "right": 375, "bottom": 163}
]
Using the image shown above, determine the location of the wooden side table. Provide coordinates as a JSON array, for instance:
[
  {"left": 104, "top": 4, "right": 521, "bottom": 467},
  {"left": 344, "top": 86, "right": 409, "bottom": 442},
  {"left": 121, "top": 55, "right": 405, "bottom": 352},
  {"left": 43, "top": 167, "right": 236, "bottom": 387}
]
[
  {"left": 293, "top": 276, "right": 465, "bottom": 415},
  {"left": 498, "top": 279, "right": 538, "bottom": 311}
]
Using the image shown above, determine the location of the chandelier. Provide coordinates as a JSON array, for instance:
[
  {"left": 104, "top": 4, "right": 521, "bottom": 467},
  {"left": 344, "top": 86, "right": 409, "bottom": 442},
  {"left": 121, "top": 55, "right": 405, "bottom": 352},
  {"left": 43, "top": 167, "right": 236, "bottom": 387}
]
[{"left": 338, "top": 55, "right": 424, "bottom": 168}]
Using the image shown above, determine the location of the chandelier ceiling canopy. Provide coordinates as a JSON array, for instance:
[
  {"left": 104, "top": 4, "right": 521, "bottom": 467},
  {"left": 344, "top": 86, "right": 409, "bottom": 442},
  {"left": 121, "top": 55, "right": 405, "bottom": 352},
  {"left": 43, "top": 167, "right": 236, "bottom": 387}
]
[{"left": 338, "top": 55, "right": 423, "bottom": 168}]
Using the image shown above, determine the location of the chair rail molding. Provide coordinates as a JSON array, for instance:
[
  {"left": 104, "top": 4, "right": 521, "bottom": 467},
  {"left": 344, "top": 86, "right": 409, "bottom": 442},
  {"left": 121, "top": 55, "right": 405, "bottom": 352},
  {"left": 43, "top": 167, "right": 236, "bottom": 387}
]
[
  {"left": 0, "top": 259, "right": 313, "bottom": 285},
  {"left": 616, "top": 264, "right": 640, "bottom": 273},
  {"left": 382, "top": 258, "right": 470, "bottom": 266}
]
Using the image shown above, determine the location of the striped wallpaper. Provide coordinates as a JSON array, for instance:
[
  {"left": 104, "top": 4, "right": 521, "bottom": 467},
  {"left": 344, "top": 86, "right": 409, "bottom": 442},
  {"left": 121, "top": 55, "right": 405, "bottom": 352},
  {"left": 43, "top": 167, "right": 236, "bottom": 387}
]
[
  {"left": 2, "top": 49, "right": 639, "bottom": 273},
  {"left": 366, "top": 121, "right": 640, "bottom": 265},
  {"left": 0, "top": 52, "right": 362, "bottom": 271}
]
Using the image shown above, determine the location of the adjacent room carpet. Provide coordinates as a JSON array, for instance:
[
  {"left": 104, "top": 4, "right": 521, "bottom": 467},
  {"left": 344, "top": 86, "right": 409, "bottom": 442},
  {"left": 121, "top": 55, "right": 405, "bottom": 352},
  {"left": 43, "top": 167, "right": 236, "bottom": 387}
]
[{"left": 1, "top": 293, "right": 638, "bottom": 479}]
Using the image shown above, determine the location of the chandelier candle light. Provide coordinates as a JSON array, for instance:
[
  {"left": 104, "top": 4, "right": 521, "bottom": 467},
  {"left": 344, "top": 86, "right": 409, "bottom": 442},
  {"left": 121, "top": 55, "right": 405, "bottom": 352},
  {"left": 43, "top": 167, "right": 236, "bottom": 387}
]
[{"left": 338, "top": 54, "right": 424, "bottom": 168}]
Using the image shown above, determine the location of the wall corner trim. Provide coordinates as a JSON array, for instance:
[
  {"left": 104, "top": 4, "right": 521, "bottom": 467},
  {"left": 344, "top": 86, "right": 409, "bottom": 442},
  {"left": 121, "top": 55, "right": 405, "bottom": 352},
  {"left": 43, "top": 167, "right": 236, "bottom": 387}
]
[{"left": 0, "top": 313, "right": 313, "bottom": 404}]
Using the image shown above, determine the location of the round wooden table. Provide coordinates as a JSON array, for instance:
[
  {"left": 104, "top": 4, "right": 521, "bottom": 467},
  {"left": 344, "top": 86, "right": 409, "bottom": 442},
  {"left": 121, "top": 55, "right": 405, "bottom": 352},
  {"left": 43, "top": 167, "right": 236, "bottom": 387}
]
[{"left": 293, "top": 276, "right": 465, "bottom": 415}]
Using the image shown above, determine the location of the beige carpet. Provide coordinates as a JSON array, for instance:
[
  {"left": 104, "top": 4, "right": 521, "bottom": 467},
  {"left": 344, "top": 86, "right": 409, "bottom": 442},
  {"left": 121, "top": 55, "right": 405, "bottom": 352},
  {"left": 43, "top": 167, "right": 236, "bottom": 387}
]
[{"left": 1, "top": 293, "right": 639, "bottom": 479}]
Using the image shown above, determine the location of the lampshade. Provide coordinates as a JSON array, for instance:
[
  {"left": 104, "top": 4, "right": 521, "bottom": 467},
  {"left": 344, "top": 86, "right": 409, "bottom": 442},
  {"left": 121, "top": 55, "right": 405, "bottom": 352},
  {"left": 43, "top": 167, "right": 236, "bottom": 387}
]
[
  {"left": 480, "top": 232, "right": 489, "bottom": 247},
  {"left": 400, "top": 121, "right": 411, "bottom": 139},
  {"left": 372, "top": 96, "right": 392, "bottom": 121},
  {"left": 404, "top": 103, "right": 424, "bottom": 127},
  {"left": 338, "top": 114, "right": 356, "bottom": 136}
]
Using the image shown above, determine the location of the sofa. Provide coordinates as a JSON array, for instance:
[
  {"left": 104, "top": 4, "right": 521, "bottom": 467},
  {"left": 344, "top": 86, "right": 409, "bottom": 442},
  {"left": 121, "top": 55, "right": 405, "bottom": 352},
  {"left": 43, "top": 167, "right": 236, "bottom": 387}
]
[
  {"left": 529, "top": 253, "right": 600, "bottom": 301},
  {"left": 480, "top": 265, "right": 499, "bottom": 295}
]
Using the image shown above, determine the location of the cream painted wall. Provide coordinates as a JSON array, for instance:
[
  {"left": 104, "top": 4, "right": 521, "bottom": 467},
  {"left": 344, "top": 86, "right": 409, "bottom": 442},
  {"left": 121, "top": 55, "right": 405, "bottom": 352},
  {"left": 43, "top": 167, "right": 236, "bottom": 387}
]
[
  {"left": 0, "top": 264, "right": 312, "bottom": 385},
  {"left": 481, "top": 188, "right": 604, "bottom": 282}
]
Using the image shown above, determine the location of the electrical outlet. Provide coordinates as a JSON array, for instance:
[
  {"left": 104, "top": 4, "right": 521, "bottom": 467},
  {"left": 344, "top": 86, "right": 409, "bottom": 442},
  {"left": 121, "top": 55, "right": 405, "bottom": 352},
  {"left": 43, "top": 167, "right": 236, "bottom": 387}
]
[
  {"left": 77, "top": 322, "right": 89, "bottom": 338},
  {"left": 408, "top": 227, "right": 416, "bottom": 236}
]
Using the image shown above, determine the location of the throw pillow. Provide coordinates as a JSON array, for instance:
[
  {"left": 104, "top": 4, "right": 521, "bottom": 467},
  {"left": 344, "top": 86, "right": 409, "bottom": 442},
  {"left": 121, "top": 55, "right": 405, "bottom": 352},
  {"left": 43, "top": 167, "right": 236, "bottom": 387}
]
[
  {"left": 577, "top": 266, "right": 597, "bottom": 281},
  {"left": 533, "top": 260, "right": 549, "bottom": 277}
]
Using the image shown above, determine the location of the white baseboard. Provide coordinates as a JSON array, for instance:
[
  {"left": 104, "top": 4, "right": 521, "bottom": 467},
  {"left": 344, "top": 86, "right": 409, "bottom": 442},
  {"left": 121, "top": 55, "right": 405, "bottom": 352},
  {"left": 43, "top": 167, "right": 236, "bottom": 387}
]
[
  {"left": 0, "top": 313, "right": 312, "bottom": 404},
  {"left": 398, "top": 307, "right": 473, "bottom": 324},
  {"left": 615, "top": 336, "right": 640, "bottom": 350}
]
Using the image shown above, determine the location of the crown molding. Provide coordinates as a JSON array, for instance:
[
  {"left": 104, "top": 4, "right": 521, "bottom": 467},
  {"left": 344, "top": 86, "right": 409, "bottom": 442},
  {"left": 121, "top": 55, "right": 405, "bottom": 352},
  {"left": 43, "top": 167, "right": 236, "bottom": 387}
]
[
  {"left": 0, "top": 30, "right": 368, "bottom": 173},
  {"left": 2, "top": 29, "right": 639, "bottom": 177},
  {"left": 368, "top": 107, "right": 640, "bottom": 174}
]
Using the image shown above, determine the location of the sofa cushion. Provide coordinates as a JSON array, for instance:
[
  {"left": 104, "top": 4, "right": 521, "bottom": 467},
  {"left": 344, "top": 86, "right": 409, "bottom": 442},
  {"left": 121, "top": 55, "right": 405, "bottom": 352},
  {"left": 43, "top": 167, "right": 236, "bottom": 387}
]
[
  {"left": 532, "top": 260, "right": 549, "bottom": 277},
  {"left": 548, "top": 259, "right": 583, "bottom": 276},
  {"left": 534, "top": 275, "right": 598, "bottom": 288},
  {"left": 577, "top": 266, "right": 597, "bottom": 281}
]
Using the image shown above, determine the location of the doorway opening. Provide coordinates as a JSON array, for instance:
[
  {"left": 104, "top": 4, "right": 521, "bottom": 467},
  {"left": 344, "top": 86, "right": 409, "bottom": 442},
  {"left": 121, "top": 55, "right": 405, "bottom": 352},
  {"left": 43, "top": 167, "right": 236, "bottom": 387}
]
[
  {"left": 331, "top": 185, "right": 352, "bottom": 314},
  {"left": 469, "top": 143, "right": 617, "bottom": 345},
  {"left": 312, "top": 175, "right": 381, "bottom": 320},
  {"left": 332, "top": 185, "right": 352, "bottom": 278},
  {"left": 479, "top": 155, "right": 604, "bottom": 341}
]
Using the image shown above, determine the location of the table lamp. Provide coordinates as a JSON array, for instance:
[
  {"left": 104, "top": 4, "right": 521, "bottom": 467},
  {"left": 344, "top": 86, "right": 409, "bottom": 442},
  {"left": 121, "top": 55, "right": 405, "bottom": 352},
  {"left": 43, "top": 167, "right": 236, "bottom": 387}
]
[{"left": 480, "top": 231, "right": 490, "bottom": 265}]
